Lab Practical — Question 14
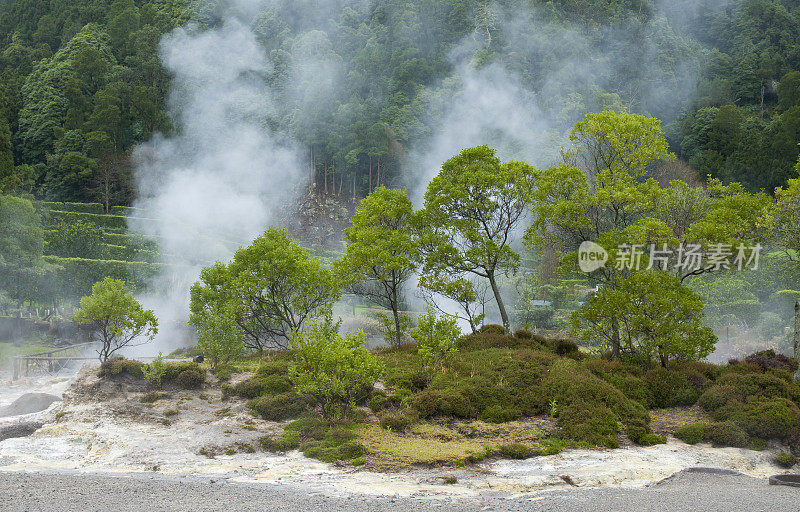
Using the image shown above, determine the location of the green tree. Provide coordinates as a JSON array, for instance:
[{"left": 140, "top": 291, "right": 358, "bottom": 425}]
[
  {"left": 527, "top": 111, "right": 769, "bottom": 361},
  {"left": 337, "top": 186, "right": 419, "bottom": 346},
  {"left": 574, "top": 271, "right": 716, "bottom": 367},
  {"left": 74, "top": 277, "right": 158, "bottom": 361},
  {"left": 289, "top": 317, "right": 384, "bottom": 418},
  {"left": 419, "top": 146, "right": 533, "bottom": 334},
  {"left": 189, "top": 305, "right": 244, "bottom": 370},
  {"left": 190, "top": 227, "right": 340, "bottom": 351},
  {"left": 409, "top": 305, "right": 460, "bottom": 370}
]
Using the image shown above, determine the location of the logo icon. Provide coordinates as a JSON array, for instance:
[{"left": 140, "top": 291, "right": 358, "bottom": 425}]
[{"left": 578, "top": 241, "right": 608, "bottom": 273}]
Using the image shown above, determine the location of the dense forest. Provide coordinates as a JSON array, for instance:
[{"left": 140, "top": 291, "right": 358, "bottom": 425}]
[{"left": 1, "top": 0, "right": 800, "bottom": 206}]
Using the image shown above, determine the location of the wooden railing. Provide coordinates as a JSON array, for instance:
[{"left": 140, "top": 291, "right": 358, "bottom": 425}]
[{"left": 12, "top": 343, "right": 97, "bottom": 380}]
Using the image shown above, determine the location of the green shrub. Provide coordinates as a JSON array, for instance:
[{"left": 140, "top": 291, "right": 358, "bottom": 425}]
[
  {"left": 514, "top": 329, "right": 533, "bottom": 339},
  {"left": 290, "top": 319, "right": 384, "bottom": 418},
  {"left": 379, "top": 410, "right": 417, "bottom": 431},
  {"left": 585, "top": 359, "right": 648, "bottom": 406},
  {"left": 498, "top": 443, "right": 530, "bottom": 459},
  {"left": 749, "top": 437, "right": 767, "bottom": 451},
  {"left": 675, "top": 423, "right": 706, "bottom": 445},
  {"left": 214, "top": 365, "right": 235, "bottom": 382},
  {"left": 548, "top": 338, "right": 581, "bottom": 358},
  {"left": 260, "top": 430, "right": 300, "bottom": 452},
  {"left": 248, "top": 392, "right": 307, "bottom": 421},
  {"left": 98, "top": 357, "right": 145, "bottom": 378},
  {"left": 256, "top": 360, "right": 291, "bottom": 376},
  {"left": 410, "top": 306, "right": 460, "bottom": 369},
  {"left": 480, "top": 404, "right": 521, "bottom": 423},
  {"left": 558, "top": 401, "right": 619, "bottom": 448},
  {"left": 775, "top": 452, "right": 798, "bottom": 468},
  {"left": 698, "top": 385, "right": 742, "bottom": 414},
  {"left": 233, "top": 379, "right": 264, "bottom": 399},
  {"left": 140, "top": 391, "right": 168, "bottom": 403},
  {"left": 175, "top": 369, "right": 205, "bottom": 389},
  {"left": 368, "top": 390, "right": 388, "bottom": 412},
  {"left": 645, "top": 368, "right": 707, "bottom": 408},
  {"left": 705, "top": 421, "right": 748, "bottom": 447},
  {"left": 261, "top": 374, "right": 293, "bottom": 394},
  {"left": 141, "top": 353, "right": 167, "bottom": 388},
  {"left": 736, "top": 398, "right": 800, "bottom": 440},
  {"left": 479, "top": 324, "right": 506, "bottom": 335}
]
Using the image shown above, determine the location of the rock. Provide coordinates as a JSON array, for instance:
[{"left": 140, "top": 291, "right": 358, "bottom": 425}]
[
  {"left": 0, "top": 421, "right": 42, "bottom": 441},
  {"left": 0, "top": 393, "right": 61, "bottom": 417}
]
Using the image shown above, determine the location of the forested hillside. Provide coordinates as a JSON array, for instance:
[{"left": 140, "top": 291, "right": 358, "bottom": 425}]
[{"left": 1, "top": 0, "right": 800, "bottom": 205}]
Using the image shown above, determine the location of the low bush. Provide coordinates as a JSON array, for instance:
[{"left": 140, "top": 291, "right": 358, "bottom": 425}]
[
  {"left": 479, "top": 324, "right": 506, "bottom": 335},
  {"left": 139, "top": 391, "right": 169, "bottom": 403},
  {"left": 213, "top": 365, "right": 235, "bottom": 382},
  {"left": 736, "top": 398, "right": 800, "bottom": 440},
  {"left": 513, "top": 329, "right": 533, "bottom": 339},
  {"left": 744, "top": 350, "right": 798, "bottom": 374},
  {"left": 368, "top": 390, "right": 388, "bottom": 412},
  {"left": 233, "top": 379, "right": 264, "bottom": 399},
  {"left": 645, "top": 367, "right": 708, "bottom": 409},
  {"left": 775, "top": 452, "right": 798, "bottom": 468},
  {"left": 498, "top": 443, "right": 530, "bottom": 459},
  {"left": 547, "top": 338, "right": 581, "bottom": 358},
  {"left": 175, "top": 369, "right": 205, "bottom": 389},
  {"left": 248, "top": 392, "right": 307, "bottom": 421},
  {"left": 558, "top": 401, "right": 619, "bottom": 448},
  {"left": 480, "top": 404, "right": 522, "bottom": 423},
  {"left": 98, "top": 357, "right": 144, "bottom": 378},
  {"left": 378, "top": 410, "right": 417, "bottom": 432},
  {"left": 705, "top": 421, "right": 748, "bottom": 448},
  {"left": 674, "top": 423, "right": 706, "bottom": 445}
]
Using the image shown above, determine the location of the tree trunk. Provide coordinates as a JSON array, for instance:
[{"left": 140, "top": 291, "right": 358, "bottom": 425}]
[
  {"left": 610, "top": 316, "right": 622, "bottom": 360},
  {"left": 487, "top": 272, "right": 510, "bottom": 334},
  {"left": 392, "top": 303, "right": 402, "bottom": 347},
  {"left": 794, "top": 301, "right": 799, "bottom": 382},
  {"left": 368, "top": 156, "right": 372, "bottom": 193}
]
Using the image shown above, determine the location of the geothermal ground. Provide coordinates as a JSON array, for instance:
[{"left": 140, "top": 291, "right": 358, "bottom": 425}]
[{"left": 0, "top": 365, "right": 797, "bottom": 511}]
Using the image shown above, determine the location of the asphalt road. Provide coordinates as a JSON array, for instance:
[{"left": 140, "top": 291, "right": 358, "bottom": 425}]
[{"left": 1, "top": 470, "right": 797, "bottom": 512}]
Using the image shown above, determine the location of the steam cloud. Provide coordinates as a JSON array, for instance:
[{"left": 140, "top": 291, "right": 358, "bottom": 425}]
[{"left": 130, "top": 16, "right": 305, "bottom": 353}]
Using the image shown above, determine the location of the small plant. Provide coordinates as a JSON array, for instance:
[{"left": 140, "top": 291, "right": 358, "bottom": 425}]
[
  {"left": 163, "top": 408, "right": 178, "bottom": 417},
  {"left": 189, "top": 306, "right": 245, "bottom": 370},
  {"left": 141, "top": 353, "right": 167, "bottom": 388},
  {"left": 498, "top": 443, "right": 530, "bottom": 459},
  {"left": 776, "top": 452, "right": 798, "bottom": 468},
  {"left": 674, "top": 423, "right": 706, "bottom": 445},
  {"left": 290, "top": 317, "right": 384, "bottom": 418},
  {"left": 443, "top": 475, "right": 458, "bottom": 484},
  {"left": 351, "top": 456, "right": 367, "bottom": 466},
  {"left": 140, "top": 391, "right": 168, "bottom": 403},
  {"left": 410, "top": 306, "right": 460, "bottom": 370},
  {"left": 549, "top": 399, "right": 558, "bottom": 418},
  {"left": 225, "top": 448, "right": 236, "bottom": 456}
]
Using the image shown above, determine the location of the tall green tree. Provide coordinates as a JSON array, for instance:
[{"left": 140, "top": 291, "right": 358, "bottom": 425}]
[
  {"left": 337, "top": 186, "right": 418, "bottom": 346},
  {"left": 419, "top": 146, "right": 533, "bottom": 334}
]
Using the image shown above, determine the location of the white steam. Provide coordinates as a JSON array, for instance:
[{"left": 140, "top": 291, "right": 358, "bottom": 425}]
[{"left": 130, "top": 18, "right": 304, "bottom": 353}]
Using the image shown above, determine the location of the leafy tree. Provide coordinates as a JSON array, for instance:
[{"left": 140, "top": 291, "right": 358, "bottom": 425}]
[
  {"left": 190, "top": 227, "right": 340, "bottom": 351},
  {"left": 574, "top": 271, "right": 716, "bottom": 367},
  {"left": 289, "top": 317, "right": 384, "bottom": 418},
  {"left": 141, "top": 352, "right": 166, "bottom": 388},
  {"left": 74, "top": 277, "right": 158, "bottom": 361},
  {"left": 189, "top": 305, "right": 244, "bottom": 370},
  {"left": 775, "top": 157, "right": 800, "bottom": 263},
  {"left": 337, "top": 186, "right": 418, "bottom": 346},
  {"left": 419, "top": 145, "right": 533, "bottom": 334},
  {"left": 527, "top": 111, "right": 769, "bottom": 361},
  {"left": 409, "top": 305, "right": 460, "bottom": 370}
]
